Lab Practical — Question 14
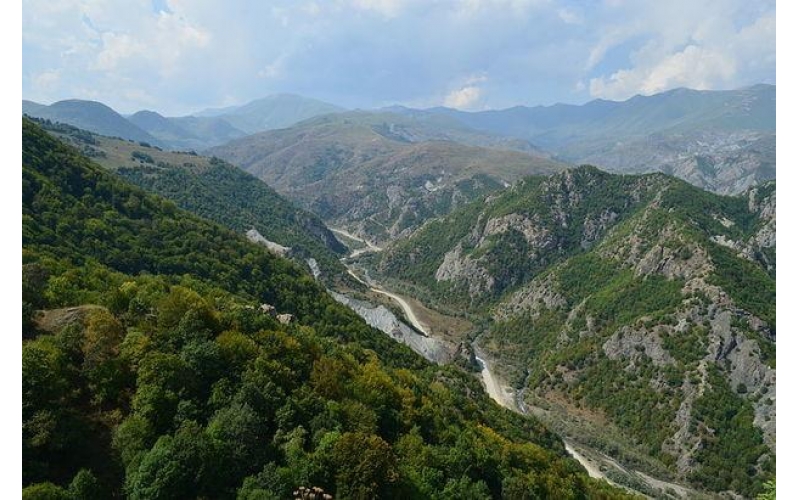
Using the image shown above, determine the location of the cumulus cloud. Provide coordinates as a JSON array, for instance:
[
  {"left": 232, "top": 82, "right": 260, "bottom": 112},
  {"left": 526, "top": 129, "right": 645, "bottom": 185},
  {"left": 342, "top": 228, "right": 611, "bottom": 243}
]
[
  {"left": 590, "top": 44, "right": 738, "bottom": 99},
  {"left": 94, "top": 32, "right": 144, "bottom": 72},
  {"left": 22, "top": 0, "right": 775, "bottom": 114},
  {"left": 22, "top": 0, "right": 211, "bottom": 111},
  {"left": 91, "top": 9, "right": 210, "bottom": 75},
  {"left": 587, "top": 2, "right": 775, "bottom": 100},
  {"left": 350, "top": 0, "right": 410, "bottom": 18},
  {"left": 443, "top": 73, "right": 488, "bottom": 109},
  {"left": 444, "top": 85, "right": 482, "bottom": 109}
]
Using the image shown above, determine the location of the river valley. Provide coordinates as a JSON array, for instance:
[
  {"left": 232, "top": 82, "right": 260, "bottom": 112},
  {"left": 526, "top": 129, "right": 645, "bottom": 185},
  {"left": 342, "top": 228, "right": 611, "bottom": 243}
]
[{"left": 328, "top": 226, "right": 699, "bottom": 499}]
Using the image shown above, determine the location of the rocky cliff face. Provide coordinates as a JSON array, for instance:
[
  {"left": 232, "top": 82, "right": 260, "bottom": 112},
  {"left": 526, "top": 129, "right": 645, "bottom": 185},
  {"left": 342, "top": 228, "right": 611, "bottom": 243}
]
[
  {"left": 593, "top": 231, "right": 776, "bottom": 470},
  {"left": 380, "top": 167, "right": 666, "bottom": 304},
  {"left": 744, "top": 182, "right": 776, "bottom": 272},
  {"left": 577, "top": 131, "right": 775, "bottom": 195}
]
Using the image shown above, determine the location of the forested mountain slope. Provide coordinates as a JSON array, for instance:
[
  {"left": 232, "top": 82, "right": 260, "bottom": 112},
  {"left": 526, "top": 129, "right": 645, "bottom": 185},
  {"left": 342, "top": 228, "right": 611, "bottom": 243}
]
[
  {"left": 35, "top": 118, "right": 347, "bottom": 281},
  {"left": 22, "top": 118, "right": 630, "bottom": 499},
  {"left": 377, "top": 166, "right": 776, "bottom": 496}
]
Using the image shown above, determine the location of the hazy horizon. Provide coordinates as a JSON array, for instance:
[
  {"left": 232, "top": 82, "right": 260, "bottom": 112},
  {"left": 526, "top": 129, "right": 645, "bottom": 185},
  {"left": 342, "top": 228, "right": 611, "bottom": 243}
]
[
  {"left": 23, "top": 0, "right": 775, "bottom": 116},
  {"left": 22, "top": 82, "right": 777, "bottom": 118}
]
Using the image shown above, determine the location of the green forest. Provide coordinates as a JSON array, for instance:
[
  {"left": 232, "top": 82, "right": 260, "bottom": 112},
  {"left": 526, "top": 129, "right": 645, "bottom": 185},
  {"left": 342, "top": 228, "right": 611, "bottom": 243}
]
[
  {"left": 32, "top": 118, "right": 349, "bottom": 282},
  {"left": 22, "top": 118, "right": 631, "bottom": 499}
]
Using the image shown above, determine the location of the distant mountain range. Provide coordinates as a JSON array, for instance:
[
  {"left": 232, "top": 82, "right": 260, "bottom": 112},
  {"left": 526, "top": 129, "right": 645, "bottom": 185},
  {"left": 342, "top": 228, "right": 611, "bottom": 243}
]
[
  {"left": 127, "top": 110, "right": 246, "bottom": 151},
  {"left": 23, "top": 84, "right": 775, "bottom": 194},
  {"left": 423, "top": 84, "right": 776, "bottom": 194},
  {"left": 429, "top": 84, "right": 775, "bottom": 144},
  {"left": 23, "top": 93, "right": 346, "bottom": 151},
  {"left": 23, "top": 99, "right": 161, "bottom": 146},
  {"left": 208, "top": 111, "right": 567, "bottom": 244},
  {"left": 195, "top": 93, "right": 345, "bottom": 133}
]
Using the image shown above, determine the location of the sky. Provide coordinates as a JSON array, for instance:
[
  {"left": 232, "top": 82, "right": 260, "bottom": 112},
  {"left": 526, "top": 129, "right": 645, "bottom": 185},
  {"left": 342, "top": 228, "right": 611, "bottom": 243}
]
[{"left": 22, "top": 0, "right": 776, "bottom": 116}]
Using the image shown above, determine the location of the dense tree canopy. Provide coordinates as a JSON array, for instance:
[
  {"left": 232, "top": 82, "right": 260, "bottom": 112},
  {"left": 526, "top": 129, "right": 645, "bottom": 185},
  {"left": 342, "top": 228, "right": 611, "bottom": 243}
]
[{"left": 22, "top": 118, "right": 630, "bottom": 499}]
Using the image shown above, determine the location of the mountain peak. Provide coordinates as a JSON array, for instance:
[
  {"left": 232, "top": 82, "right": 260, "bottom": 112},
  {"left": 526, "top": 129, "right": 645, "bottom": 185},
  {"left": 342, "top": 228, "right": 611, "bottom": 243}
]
[
  {"left": 193, "top": 94, "right": 344, "bottom": 134},
  {"left": 130, "top": 109, "right": 166, "bottom": 119}
]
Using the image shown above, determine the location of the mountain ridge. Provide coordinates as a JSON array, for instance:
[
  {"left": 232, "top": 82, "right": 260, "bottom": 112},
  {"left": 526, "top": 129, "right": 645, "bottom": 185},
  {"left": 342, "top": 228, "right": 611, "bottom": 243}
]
[
  {"left": 33, "top": 118, "right": 348, "bottom": 281},
  {"left": 23, "top": 99, "right": 162, "bottom": 147},
  {"left": 127, "top": 109, "right": 247, "bottom": 151},
  {"left": 421, "top": 84, "right": 776, "bottom": 194},
  {"left": 21, "top": 94, "right": 346, "bottom": 152},
  {"left": 208, "top": 112, "right": 568, "bottom": 245},
  {"left": 210, "top": 93, "right": 345, "bottom": 133}
]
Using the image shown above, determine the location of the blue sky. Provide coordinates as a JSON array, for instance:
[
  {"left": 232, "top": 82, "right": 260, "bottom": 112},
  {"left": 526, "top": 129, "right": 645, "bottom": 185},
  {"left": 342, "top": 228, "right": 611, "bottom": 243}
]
[{"left": 21, "top": 0, "right": 776, "bottom": 115}]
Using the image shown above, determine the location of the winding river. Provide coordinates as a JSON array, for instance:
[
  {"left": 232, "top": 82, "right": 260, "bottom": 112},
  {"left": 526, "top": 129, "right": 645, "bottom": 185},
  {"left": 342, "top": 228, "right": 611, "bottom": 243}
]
[{"left": 327, "top": 225, "right": 691, "bottom": 497}]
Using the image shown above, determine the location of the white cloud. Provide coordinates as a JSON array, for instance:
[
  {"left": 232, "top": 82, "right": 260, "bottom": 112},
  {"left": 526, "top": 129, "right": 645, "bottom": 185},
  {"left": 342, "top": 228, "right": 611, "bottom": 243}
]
[
  {"left": 94, "top": 32, "right": 144, "bottom": 71},
  {"left": 350, "top": 0, "right": 409, "bottom": 18},
  {"left": 89, "top": 10, "right": 209, "bottom": 76},
  {"left": 442, "top": 72, "right": 489, "bottom": 109},
  {"left": 151, "top": 11, "right": 211, "bottom": 74},
  {"left": 32, "top": 69, "right": 61, "bottom": 91},
  {"left": 22, "top": 0, "right": 775, "bottom": 114},
  {"left": 557, "top": 7, "right": 582, "bottom": 25},
  {"left": 258, "top": 53, "right": 288, "bottom": 79},
  {"left": 464, "top": 73, "right": 488, "bottom": 85},
  {"left": 23, "top": 0, "right": 212, "bottom": 110},
  {"left": 444, "top": 85, "right": 482, "bottom": 109},
  {"left": 585, "top": 25, "right": 638, "bottom": 71},
  {"left": 590, "top": 44, "right": 737, "bottom": 99},
  {"left": 587, "top": 4, "right": 775, "bottom": 100}
]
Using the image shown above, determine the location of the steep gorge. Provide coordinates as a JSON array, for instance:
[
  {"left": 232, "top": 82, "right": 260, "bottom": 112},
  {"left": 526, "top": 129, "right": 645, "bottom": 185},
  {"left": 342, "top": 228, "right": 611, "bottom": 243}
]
[{"left": 374, "top": 167, "right": 776, "bottom": 497}]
